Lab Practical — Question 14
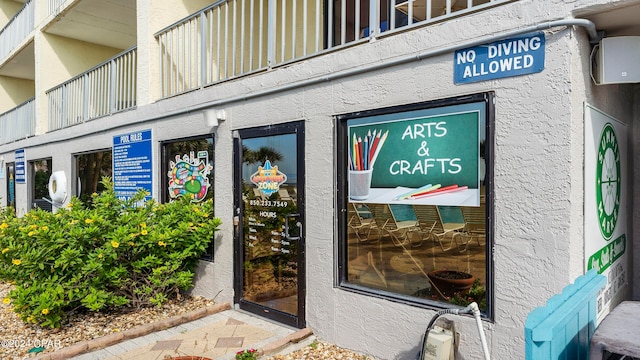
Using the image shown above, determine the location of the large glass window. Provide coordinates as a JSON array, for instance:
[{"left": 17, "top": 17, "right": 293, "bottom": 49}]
[
  {"left": 75, "top": 150, "right": 113, "bottom": 205},
  {"left": 30, "top": 158, "right": 52, "bottom": 211},
  {"left": 337, "top": 93, "right": 493, "bottom": 317},
  {"left": 161, "top": 135, "right": 214, "bottom": 260}
]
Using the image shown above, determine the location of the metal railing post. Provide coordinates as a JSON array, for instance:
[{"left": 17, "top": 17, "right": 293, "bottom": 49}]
[
  {"left": 267, "top": 0, "right": 276, "bottom": 68},
  {"left": 110, "top": 58, "right": 117, "bottom": 114},
  {"left": 200, "top": 11, "right": 207, "bottom": 87},
  {"left": 83, "top": 73, "right": 90, "bottom": 121},
  {"left": 61, "top": 85, "right": 67, "bottom": 128},
  {"left": 369, "top": 0, "right": 378, "bottom": 40}
]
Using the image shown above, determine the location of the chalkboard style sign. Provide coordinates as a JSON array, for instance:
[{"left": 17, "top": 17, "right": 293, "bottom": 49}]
[{"left": 345, "top": 98, "right": 487, "bottom": 206}]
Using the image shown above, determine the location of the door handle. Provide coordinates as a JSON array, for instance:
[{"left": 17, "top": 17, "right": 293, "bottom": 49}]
[{"left": 284, "top": 213, "right": 301, "bottom": 241}]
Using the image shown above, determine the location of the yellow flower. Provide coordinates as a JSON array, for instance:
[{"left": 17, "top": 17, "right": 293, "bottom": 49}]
[
  {"left": 2, "top": 298, "right": 10, "bottom": 305},
  {"left": 129, "top": 233, "right": 138, "bottom": 238},
  {"left": 141, "top": 229, "right": 148, "bottom": 235},
  {"left": 140, "top": 223, "right": 147, "bottom": 228},
  {"left": 158, "top": 241, "right": 167, "bottom": 247},
  {"left": 12, "top": 259, "right": 21, "bottom": 265},
  {"left": 188, "top": 222, "right": 194, "bottom": 227},
  {"left": 41, "top": 309, "right": 49, "bottom": 315},
  {"left": 0, "top": 223, "right": 8, "bottom": 229},
  {"left": 128, "top": 242, "right": 135, "bottom": 246},
  {"left": 69, "top": 220, "right": 78, "bottom": 225},
  {"left": 98, "top": 253, "right": 103, "bottom": 259},
  {"left": 2, "top": 248, "right": 9, "bottom": 254},
  {"left": 42, "top": 226, "right": 49, "bottom": 231},
  {"left": 27, "top": 316, "right": 35, "bottom": 323},
  {"left": 85, "top": 219, "right": 93, "bottom": 224},
  {"left": 28, "top": 231, "right": 36, "bottom": 236},
  {"left": 111, "top": 241, "right": 120, "bottom": 248},
  {"left": 30, "top": 224, "right": 38, "bottom": 229},
  {"left": 66, "top": 203, "right": 73, "bottom": 208},
  {"left": 92, "top": 192, "right": 98, "bottom": 197}
]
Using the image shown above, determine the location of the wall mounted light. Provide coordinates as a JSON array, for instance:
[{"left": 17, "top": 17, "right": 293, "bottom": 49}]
[{"left": 203, "top": 109, "right": 226, "bottom": 129}]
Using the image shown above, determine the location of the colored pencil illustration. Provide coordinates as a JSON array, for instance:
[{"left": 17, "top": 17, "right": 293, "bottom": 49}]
[
  {"left": 349, "top": 129, "right": 388, "bottom": 171},
  {"left": 393, "top": 183, "right": 434, "bottom": 200},
  {"left": 409, "top": 186, "right": 468, "bottom": 199}
]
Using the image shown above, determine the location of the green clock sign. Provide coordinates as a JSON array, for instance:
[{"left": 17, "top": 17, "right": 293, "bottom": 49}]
[{"left": 595, "top": 123, "right": 621, "bottom": 240}]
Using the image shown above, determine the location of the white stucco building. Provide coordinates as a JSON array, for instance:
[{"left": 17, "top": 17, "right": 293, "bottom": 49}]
[{"left": 1, "top": 0, "right": 639, "bottom": 358}]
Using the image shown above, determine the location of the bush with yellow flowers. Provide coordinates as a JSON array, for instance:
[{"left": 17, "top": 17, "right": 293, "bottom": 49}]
[{"left": 0, "top": 177, "right": 221, "bottom": 328}]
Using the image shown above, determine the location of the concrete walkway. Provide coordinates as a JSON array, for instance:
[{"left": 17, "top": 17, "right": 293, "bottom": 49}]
[{"left": 34, "top": 304, "right": 314, "bottom": 360}]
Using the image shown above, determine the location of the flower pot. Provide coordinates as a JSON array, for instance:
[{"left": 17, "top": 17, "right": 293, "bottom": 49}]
[{"left": 427, "top": 270, "right": 475, "bottom": 297}]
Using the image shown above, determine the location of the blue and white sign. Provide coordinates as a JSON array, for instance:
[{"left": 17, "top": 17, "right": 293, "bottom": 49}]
[
  {"left": 454, "top": 32, "right": 545, "bottom": 84},
  {"left": 14, "top": 149, "right": 25, "bottom": 184},
  {"left": 113, "top": 130, "right": 152, "bottom": 202}
]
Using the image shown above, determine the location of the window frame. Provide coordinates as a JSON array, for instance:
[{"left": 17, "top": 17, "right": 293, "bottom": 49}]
[
  {"left": 160, "top": 134, "right": 215, "bottom": 262},
  {"left": 73, "top": 148, "right": 113, "bottom": 204},
  {"left": 335, "top": 92, "right": 495, "bottom": 320},
  {"left": 28, "top": 158, "right": 52, "bottom": 211}
]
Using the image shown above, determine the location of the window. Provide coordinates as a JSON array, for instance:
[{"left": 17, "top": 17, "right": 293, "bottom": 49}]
[
  {"left": 337, "top": 93, "right": 493, "bottom": 317},
  {"left": 161, "top": 135, "right": 215, "bottom": 261},
  {"left": 75, "top": 150, "right": 113, "bottom": 205},
  {"left": 6, "top": 163, "right": 15, "bottom": 208},
  {"left": 30, "top": 158, "right": 52, "bottom": 211}
]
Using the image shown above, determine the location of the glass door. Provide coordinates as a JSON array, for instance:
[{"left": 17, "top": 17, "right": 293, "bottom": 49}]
[{"left": 233, "top": 121, "right": 305, "bottom": 328}]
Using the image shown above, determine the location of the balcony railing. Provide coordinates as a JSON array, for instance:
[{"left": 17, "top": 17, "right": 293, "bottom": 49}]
[
  {"left": 0, "top": 0, "right": 35, "bottom": 63},
  {"left": 156, "top": 0, "right": 512, "bottom": 98},
  {"left": 0, "top": 98, "right": 35, "bottom": 145},
  {"left": 47, "top": 47, "right": 137, "bottom": 131},
  {"left": 48, "top": 0, "right": 67, "bottom": 16}
]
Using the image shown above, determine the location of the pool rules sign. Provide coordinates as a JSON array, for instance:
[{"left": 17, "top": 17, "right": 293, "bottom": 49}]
[{"left": 454, "top": 32, "right": 545, "bottom": 84}]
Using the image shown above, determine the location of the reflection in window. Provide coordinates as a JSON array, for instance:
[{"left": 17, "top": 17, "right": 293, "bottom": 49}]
[
  {"left": 340, "top": 94, "right": 491, "bottom": 314},
  {"left": 31, "top": 159, "right": 52, "bottom": 211},
  {"left": 162, "top": 136, "right": 214, "bottom": 260},
  {"left": 76, "top": 150, "right": 113, "bottom": 205},
  {"left": 6, "top": 163, "right": 15, "bottom": 209}
]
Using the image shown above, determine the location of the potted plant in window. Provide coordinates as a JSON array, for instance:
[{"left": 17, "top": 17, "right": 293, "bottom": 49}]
[{"left": 427, "top": 269, "right": 475, "bottom": 297}]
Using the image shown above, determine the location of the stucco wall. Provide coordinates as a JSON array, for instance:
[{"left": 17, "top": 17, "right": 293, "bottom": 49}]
[
  {"left": 0, "top": 0, "right": 638, "bottom": 359},
  {"left": 0, "top": 76, "right": 34, "bottom": 113}
]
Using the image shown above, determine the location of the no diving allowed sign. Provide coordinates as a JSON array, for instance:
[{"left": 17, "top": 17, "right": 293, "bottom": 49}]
[{"left": 454, "top": 32, "right": 545, "bottom": 84}]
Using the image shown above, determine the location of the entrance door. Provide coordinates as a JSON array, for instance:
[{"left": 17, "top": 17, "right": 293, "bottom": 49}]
[{"left": 233, "top": 121, "right": 305, "bottom": 328}]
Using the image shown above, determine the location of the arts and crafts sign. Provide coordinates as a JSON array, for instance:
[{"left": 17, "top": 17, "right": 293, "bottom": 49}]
[
  {"left": 347, "top": 100, "right": 485, "bottom": 206},
  {"left": 454, "top": 32, "right": 545, "bottom": 84},
  {"left": 584, "top": 104, "right": 628, "bottom": 324}
]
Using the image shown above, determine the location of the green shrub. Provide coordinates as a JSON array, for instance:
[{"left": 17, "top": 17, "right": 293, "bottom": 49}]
[{"left": 0, "top": 177, "right": 221, "bottom": 328}]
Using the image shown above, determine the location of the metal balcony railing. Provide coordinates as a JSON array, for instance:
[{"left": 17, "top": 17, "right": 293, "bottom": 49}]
[
  {"left": 0, "top": 98, "right": 35, "bottom": 145},
  {"left": 0, "top": 0, "right": 35, "bottom": 63},
  {"left": 155, "top": 0, "right": 513, "bottom": 98},
  {"left": 48, "top": 0, "right": 67, "bottom": 16},
  {"left": 47, "top": 47, "right": 137, "bottom": 131}
]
